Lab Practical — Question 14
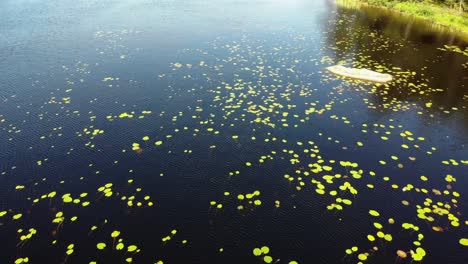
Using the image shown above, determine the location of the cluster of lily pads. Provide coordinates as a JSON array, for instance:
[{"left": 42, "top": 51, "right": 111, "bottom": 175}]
[{"left": 0, "top": 13, "right": 467, "bottom": 264}]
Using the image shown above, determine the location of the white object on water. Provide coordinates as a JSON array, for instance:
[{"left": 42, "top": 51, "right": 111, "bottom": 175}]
[{"left": 326, "top": 65, "right": 393, "bottom": 83}]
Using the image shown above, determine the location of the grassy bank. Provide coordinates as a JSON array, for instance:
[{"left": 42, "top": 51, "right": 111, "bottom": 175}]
[{"left": 336, "top": 0, "right": 468, "bottom": 35}]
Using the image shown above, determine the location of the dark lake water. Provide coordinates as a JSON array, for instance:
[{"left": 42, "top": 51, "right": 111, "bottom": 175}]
[{"left": 1, "top": 0, "right": 467, "bottom": 263}]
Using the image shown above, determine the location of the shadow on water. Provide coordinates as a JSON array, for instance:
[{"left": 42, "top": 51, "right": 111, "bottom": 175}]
[{"left": 325, "top": 2, "right": 468, "bottom": 131}]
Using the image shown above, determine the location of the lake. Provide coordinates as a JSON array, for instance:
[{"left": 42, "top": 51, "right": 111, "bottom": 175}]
[{"left": 0, "top": 0, "right": 467, "bottom": 263}]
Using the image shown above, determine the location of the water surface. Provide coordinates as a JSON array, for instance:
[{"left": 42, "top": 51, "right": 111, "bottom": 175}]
[{"left": 0, "top": 0, "right": 467, "bottom": 263}]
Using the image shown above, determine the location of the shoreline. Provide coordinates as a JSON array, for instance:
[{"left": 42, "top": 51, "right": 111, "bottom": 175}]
[{"left": 335, "top": 0, "right": 468, "bottom": 40}]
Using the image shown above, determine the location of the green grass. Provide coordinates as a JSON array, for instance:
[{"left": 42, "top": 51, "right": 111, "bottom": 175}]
[{"left": 337, "top": 0, "right": 468, "bottom": 34}]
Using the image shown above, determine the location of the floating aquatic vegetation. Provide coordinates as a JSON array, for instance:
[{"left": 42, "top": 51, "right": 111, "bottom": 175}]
[{"left": 0, "top": 7, "right": 467, "bottom": 263}]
